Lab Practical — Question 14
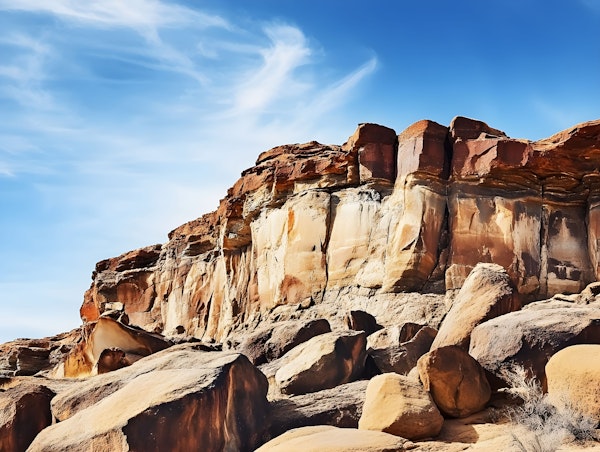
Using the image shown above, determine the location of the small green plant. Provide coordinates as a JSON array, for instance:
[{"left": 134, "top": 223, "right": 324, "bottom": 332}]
[{"left": 499, "top": 365, "right": 599, "bottom": 452}]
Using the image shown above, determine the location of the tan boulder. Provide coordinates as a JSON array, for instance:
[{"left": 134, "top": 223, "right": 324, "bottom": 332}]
[
  {"left": 359, "top": 373, "right": 443, "bottom": 440},
  {"left": 236, "top": 319, "right": 331, "bottom": 365},
  {"left": 256, "top": 425, "right": 412, "bottom": 452},
  {"left": 546, "top": 344, "right": 600, "bottom": 423},
  {"left": 275, "top": 331, "right": 367, "bottom": 395},
  {"left": 431, "top": 263, "right": 520, "bottom": 350},
  {"left": 469, "top": 300, "right": 600, "bottom": 389},
  {"left": 0, "top": 382, "right": 54, "bottom": 452},
  {"left": 418, "top": 345, "right": 491, "bottom": 418},
  {"left": 30, "top": 345, "right": 269, "bottom": 452}
]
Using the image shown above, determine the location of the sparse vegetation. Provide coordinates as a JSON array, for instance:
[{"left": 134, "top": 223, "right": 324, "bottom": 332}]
[{"left": 500, "top": 365, "right": 599, "bottom": 452}]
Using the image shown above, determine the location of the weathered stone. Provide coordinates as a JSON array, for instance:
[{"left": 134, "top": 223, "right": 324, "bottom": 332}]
[
  {"left": 368, "top": 326, "right": 437, "bottom": 375},
  {"left": 345, "top": 310, "right": 382, "bottom": 336},
  {"left": 418, "top": 345, "right": 491, "bottom": 418},
  {"left": 0, "top": 382, "right": 55, "bottom": 452},
  {"left": 237, "top": 319, "right": 331, "bottom": 365},
  {"left": 469, "top": 300, "right": 600, "bottom": 389},
  {"left": 269, "top": 380, "right": 368, "bottom": 439},
  {"left": 545, "top": 344, "right": 600, "bottom": 423},
  {"left": 256, "top": 425, "right": 412, "bottom": 452},
  {"left": 0, "top": 330, "right": 80, "bottom": 377},
  {"left": 343, "top": 123, "right": 397, "bottom": 185},
  {"left": 274, "top": 331, "right": 367, "bottom": 396},
  {"left": 359, "top": 373, "right": 443, "bottom": 440},
  {"left": 32, "top": 345, "right": 269, "bottom": 452},
  {"left": 60, "top": 317, "right": 171, "bottom": 378},
  {"left": 431, "top": 263, "right": 520, "bottom": 350},
  {"left": 367, "top": 323, "right": 426, "bottom": 350}
]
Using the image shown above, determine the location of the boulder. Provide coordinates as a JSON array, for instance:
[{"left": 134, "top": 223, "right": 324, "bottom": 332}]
[
  {"left": 417, "top": 345, "right": 491, "bottom": 418},
  {"left": 545, "top": 344, "right": 600, "bottom": 423},
  {"left": 469, "top": 300, "right": 600, "bottom": 388},
  {"left": 367, "top": 323, "right": 426, "bottom": 349},
  {"left": 256, "top": 425, "right": 412, "bottom": 452},
  {"left": 368, "top": 326, "right": 437, "bottom": 375},
  {"left": 345, "top": 310, "right": 382, "bottom": 336},
  {"left": 31, "top": 345, "right": 269, "bottom": 452},
  {"left": 0, "top": 382, "right": 55, "bottom": 452},
  {"left": 268, "top": 380, "right": 368, "bottom": 438},
  {"left": 359, "top": 373, "right": 443, "bottom": 440},
  {"left": 237, "top": 319, "right": 331, "bottom": 365},
  {"left": 431, "top": 263, "right": 520, "bottom": 350},
  {"left": 274, "top": 331, "right": 367, "bottom": 396},
  {"left": 61, "top": 317, "right": 171, "bottom": 378}
]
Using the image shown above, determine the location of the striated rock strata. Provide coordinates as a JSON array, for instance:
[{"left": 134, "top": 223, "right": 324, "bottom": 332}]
[{"left": 79, "top": 117, "right": 600, "bottom": 342}]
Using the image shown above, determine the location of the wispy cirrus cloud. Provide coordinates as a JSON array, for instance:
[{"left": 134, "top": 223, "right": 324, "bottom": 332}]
[
  {"left": 0, "top": 1, "right": 378, "bottom": 342},
  {"left": 0, "top": 0, "right": 228, "bottom": 32}
]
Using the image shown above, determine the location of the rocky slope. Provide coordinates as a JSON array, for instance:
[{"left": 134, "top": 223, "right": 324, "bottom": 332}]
[{"left": 2, "top": 116, "right": 600, "bottom": 452}]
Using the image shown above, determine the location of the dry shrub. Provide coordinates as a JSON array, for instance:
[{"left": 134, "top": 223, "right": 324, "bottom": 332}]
[{"left": 499, "top": 365, "right": 599, "bottom": 452}]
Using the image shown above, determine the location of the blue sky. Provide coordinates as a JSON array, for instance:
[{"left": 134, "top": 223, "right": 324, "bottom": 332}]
[{"left": 1, "top": 0, "right": 598, "bottom": 343}]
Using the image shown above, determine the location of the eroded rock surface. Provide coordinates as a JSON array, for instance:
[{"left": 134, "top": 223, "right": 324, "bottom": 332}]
[
  {"left": 31, "top": 344, "right": 269, "bottom": 452},
  {"left": 78, "top": 118, "right": 600, "bottom": 343},
  {"left": 469, "top": 300, "right": 600, "bottom": 389}
]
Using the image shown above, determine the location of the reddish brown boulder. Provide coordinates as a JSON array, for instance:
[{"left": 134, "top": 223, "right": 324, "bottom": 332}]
[
  {"left": 343, "top": 123, "right": 397, "bottom": 184},
  {"left": 418, "top": 345, "right": 491, "bottom": 418},
  {"left": 345, "top": 310, "right": 382, "bottom": 336},
  {"left": 0, "top": 382, "right": 54, "bottom": 452},
  {"left": 396, "top": 119, "right": 449, "bottom": 180}
]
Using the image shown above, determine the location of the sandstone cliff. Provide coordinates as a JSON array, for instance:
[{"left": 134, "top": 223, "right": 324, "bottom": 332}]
[{"left": 79, "top": 117, "right": 600, "bottom": 342}]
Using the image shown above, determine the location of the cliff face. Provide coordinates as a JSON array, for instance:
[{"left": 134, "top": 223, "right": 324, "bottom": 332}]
[{"left": 79, "top": 117, "right": 600, "bottom": 341}]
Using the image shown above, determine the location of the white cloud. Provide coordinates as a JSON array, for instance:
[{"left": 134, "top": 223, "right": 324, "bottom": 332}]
[
  {"left": 0, "top": 0, "right": 228, "bottom": 32},
  {"left": 0, "top": 2, "right": 379, "bottom": 342},
  {"left": 231, "top": 24, "right": 312, "bottom": 114}
]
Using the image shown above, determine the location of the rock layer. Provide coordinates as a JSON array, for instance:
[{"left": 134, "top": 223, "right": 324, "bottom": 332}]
[{"left": 78, "top": 118, "right": 600, "bottom": 342}]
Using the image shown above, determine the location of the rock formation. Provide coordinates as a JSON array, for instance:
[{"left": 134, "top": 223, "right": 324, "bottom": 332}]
[
  {"left": 2, "top": 116, "right": 600, "bottom": 451},
  {"left": 78, "top": 116, "right": 600, "bottom": 344}
]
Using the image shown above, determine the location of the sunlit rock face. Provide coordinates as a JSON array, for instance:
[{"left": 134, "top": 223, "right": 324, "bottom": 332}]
[{"left": 80, "top": 117, "right": 600, "bottom": 340}]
